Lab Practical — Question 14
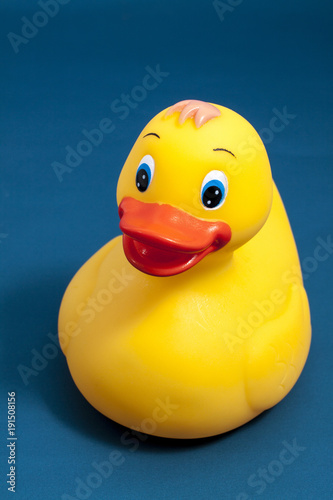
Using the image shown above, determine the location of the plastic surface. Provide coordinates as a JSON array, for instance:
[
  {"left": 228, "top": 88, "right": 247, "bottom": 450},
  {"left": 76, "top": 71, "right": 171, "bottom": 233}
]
[
  {"left": 119, "top": 197, "right": 231, "bottom": 276},
  {"left": 58, "top": 100, "right": 311, "bottom": 439}
]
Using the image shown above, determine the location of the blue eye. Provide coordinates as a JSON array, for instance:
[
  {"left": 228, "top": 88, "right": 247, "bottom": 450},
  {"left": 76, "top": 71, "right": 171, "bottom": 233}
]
[
  {"left": 201, "top": 170, "right": 228, "bottom": 210},
  {"left": 136, "top": 155, "right": 155, "bottom": 192}
]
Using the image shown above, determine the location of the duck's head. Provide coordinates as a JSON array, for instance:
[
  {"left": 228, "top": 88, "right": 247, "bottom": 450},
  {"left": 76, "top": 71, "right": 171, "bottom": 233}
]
[{"left": 117, "top": 100, "right": 273, "bottom": 277}]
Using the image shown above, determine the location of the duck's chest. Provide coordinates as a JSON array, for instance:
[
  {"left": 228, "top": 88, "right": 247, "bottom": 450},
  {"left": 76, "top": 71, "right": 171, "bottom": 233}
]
[
  {"left": 69, "top": 239, "right": 289, "bottom": 389},
  {"left": 83, "top": 242, "right": 284, "bottom": 343}
]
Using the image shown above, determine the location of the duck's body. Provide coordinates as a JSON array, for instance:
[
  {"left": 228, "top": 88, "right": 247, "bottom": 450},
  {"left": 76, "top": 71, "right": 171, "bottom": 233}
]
[{"left": 59, "top": 100, "right": 311, "bottom": 438}]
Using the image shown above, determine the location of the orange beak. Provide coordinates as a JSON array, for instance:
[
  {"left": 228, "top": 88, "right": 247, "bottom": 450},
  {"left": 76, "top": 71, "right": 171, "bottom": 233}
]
[{"left": 118, "top": 197, "right": 231, "bottom": 277}]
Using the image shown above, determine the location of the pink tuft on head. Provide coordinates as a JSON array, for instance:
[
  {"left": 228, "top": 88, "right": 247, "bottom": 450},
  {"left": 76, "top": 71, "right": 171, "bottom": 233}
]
[{"left": 165, "top": 99, "right": 221, "bottom": 128}]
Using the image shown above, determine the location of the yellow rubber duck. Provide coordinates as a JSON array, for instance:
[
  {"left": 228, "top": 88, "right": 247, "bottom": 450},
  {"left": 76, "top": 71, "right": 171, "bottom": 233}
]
[{"left": 58, "top": 100, "right": 311, "bottom": 439}]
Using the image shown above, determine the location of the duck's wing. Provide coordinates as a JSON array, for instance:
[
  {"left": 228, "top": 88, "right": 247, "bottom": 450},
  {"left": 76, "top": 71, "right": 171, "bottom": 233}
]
[{"left": 244, "top": 284, "right": 311, "bottom": 412}]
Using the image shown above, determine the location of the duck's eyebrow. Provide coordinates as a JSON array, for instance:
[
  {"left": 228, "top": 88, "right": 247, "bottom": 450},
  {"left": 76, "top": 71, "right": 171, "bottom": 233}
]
[
  {"left": 213, "top": 148, "right": 236, "bottom": 158},
  {"left": 143, "top": 132, "right": 160, "bottom": 139}
]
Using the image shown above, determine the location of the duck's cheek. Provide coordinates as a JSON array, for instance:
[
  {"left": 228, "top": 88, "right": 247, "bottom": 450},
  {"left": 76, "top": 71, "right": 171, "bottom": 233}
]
[{"left": 118, "top": 197, "right": 231, "bottom": 277}]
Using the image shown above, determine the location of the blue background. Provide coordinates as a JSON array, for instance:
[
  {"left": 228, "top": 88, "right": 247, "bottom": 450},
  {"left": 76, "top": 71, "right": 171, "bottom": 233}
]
[{"left": 1, "top": 0, "right": 332, "bottom": 499}]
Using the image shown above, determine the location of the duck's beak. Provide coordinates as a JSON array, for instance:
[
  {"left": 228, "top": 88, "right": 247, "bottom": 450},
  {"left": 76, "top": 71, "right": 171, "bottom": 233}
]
[{"left": 118, "top": 197, "right": 231, "bottom": 277}]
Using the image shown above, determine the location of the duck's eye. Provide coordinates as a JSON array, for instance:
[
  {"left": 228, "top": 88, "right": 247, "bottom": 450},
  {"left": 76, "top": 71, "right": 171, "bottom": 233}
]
[
  {"left": 201, "top": 170, "right": 228, "bottom": 210},
  {"left": 136, "top": 155, "right": 155, "bottom": 192}
]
